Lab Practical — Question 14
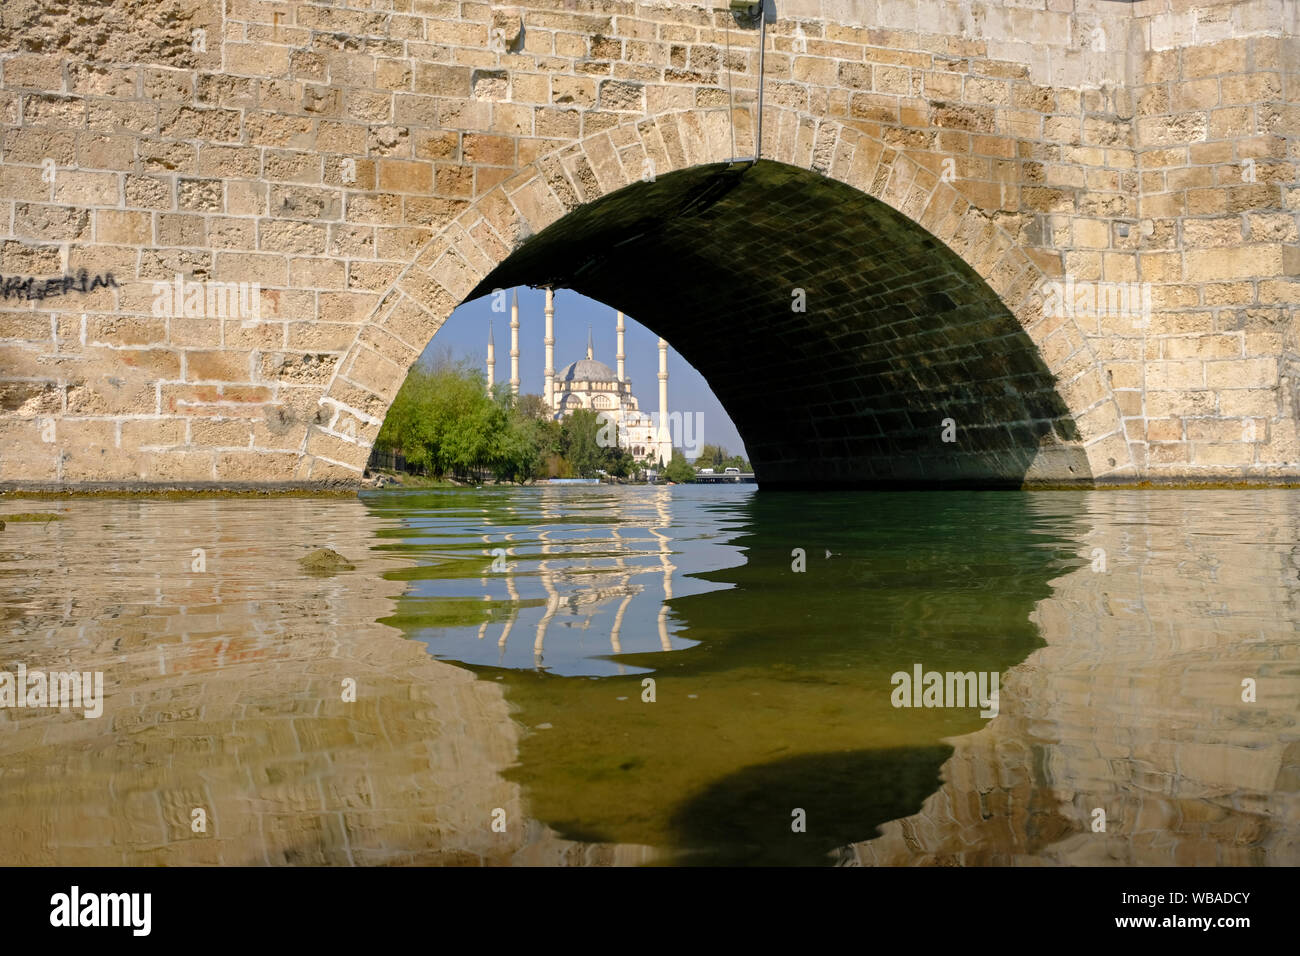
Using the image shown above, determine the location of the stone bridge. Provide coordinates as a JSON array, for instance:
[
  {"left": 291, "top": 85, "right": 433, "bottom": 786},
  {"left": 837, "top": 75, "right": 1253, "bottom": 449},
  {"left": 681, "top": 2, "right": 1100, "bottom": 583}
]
[{"left": 0, "top": 0, "right": 1295, "bottom": 489}]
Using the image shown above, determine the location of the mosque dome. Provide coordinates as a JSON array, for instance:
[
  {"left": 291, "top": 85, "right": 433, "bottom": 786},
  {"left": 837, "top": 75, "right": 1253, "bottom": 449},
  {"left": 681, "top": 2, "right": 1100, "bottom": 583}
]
[
  {"left": 485, "top": 294, "right": 670, "bottom": 467},
  {"left": 560, "top": 358, "right": 616, "bottom": 382}
]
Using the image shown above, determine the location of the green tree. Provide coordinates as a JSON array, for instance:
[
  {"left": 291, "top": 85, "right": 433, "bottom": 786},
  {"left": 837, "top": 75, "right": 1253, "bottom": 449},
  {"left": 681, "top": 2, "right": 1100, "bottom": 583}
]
[
  {"left": 696, "top": 443, "right": 728, "bottom": 469},
  {"left": 664, "top": 448, "right": 695, "bottom": 483},
  {"left": 601, "top": 441, "right": 634, "bottom": 479},
  {"left": 375, "top": 361, "right": 524, "bottom": 481},
  {"left": 514, "top": 392, "right": 552, "bottom": 422},
  {"left": 495, "top": 390, "right": 559, "bottom": 482},
  {"left": 559, "top": 408, "right": 606, "bottom": 478},
  {"left": 373, "top": 357, "right": 669, "bottom": 484}
]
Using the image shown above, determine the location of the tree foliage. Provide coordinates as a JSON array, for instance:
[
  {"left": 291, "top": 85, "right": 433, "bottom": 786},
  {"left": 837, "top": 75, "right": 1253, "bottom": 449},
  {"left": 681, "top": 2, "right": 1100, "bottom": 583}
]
[
  {"left": 374, "top": 362, "right": 638, "bottom": 482},
  {"left": 664, "top": 448, "right": 696, "bottom": 483},
  {"left": 693, "top": 443, "right": 750, "bottom": 473},
  {"left": 696, "top": 443, "right": 727, "bottom": 469}
]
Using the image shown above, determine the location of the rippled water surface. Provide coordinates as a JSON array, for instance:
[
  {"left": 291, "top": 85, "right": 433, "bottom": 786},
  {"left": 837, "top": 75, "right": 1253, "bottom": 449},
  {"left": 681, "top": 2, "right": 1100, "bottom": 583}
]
[{"left": 1, "top": 487, "right": 1297, "bottom": 865}]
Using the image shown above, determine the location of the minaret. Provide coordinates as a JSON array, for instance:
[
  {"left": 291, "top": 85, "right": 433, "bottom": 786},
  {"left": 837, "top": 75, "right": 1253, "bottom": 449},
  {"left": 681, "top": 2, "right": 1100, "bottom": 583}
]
[
  {"left": 486, "top": 320, "right": 495, "bottom": 390},
  {"left": 657, "top": 337, "right": 669, "bottom": 464},
  {"left": 543, "top": 287, "right": 555, "bottom": 409},
  {"left": 586, "top": 324, "right": 594, "bottom": 360},
  {"left": 616, "top": 311, "right": 625, "bottom": 382},
  {"left": 509, "top": 288, "right": 520, "bottom": 395}
]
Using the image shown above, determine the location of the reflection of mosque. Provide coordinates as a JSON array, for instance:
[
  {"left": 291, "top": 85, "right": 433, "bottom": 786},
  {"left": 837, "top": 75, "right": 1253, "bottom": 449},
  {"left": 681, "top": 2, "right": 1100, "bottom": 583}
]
[
  {"left": 469, "top": 489, "right": 689, "bottom": 675},
  {"left": 486, "top": 288, "right": 672, "bottom": 466}
]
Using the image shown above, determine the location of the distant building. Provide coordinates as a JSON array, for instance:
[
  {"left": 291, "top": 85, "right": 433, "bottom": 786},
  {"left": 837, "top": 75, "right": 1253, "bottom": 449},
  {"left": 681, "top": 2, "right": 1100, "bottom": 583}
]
[{"left": 487, "top": 288, "right": 672, "bottom": 465}]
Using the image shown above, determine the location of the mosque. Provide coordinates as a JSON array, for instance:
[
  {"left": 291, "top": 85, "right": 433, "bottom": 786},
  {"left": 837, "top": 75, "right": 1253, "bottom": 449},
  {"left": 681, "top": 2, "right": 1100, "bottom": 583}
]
[{"left": 486, "top": 288, "right": 673, "bottom": 466}]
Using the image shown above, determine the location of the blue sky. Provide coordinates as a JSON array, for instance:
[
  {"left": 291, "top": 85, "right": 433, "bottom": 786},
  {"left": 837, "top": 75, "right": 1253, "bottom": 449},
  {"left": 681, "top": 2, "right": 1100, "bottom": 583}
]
[{"left": 417, "top": 286, "right": 749, "bottom": 460}]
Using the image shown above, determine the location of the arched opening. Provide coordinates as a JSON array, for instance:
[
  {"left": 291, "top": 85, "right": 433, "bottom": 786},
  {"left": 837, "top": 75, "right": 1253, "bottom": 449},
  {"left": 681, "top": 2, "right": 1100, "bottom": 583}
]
[
  {"left": 317, "top": 108, "right": 1130, "bottom": 489},
  {"left": 368, "top": 284, "right": 745, "bottom": 483},
  {"left": 461, "top": 159, "right": 1088, "bottom": 488}
]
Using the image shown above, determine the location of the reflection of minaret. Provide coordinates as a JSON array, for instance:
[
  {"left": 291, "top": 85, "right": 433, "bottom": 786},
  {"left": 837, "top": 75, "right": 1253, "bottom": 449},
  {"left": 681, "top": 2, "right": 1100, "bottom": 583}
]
[
  {"left": 509, "top": 288, "right": 520, "bottom": 395},
  {"left": 485, "top": 320, "right": 495, "bottom": 390},
  {"left": 657, "top": 337, "right": 669, "bottom": 465},
  {"left": 534, "top": 527, "right": 559, "bottom": 668},
  {"left": 616, "top": 311, "right": 625, "bottom": 382},
  {"left": 652, "top": 491, "right": 674, "bottom": 651},
  {"left": 478, "top": 532, "right": 492, "bottom": 640},
  {"left": 543, "top": 287, "right": 555, "bottom": 409},
  {"left": 610, "top": 526, "right": 635, "bottom": 670},
  {"left": 496, "top": 533, "right": 519, "bottom": 655}
]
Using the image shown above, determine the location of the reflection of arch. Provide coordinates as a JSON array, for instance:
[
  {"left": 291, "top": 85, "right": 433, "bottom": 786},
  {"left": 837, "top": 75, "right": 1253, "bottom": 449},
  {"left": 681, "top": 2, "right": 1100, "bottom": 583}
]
[
  {"left": 311, "top": 106, "right": 1130, "bottom": 488},
  {"left": 849, "top": 491, "right": 1300, "bottom": 865}
]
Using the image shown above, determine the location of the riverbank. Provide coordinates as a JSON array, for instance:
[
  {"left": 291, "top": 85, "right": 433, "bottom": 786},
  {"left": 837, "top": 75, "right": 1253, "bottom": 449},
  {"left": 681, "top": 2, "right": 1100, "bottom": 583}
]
[{"left": 8, "top": 476, "right": 1300, "bottom": 496}]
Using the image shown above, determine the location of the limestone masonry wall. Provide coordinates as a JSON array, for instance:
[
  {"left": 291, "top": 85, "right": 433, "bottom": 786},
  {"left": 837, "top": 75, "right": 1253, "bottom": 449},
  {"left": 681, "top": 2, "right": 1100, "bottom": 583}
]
[{"left": 0, "top": 0, "right": 1295, "bottom": 487}]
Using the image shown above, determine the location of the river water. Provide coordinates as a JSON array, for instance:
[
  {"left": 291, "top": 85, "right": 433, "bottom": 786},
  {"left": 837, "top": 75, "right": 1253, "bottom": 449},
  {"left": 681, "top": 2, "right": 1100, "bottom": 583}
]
[{"left": 1, "top": 486, "right": 1297, "bottom": 865}]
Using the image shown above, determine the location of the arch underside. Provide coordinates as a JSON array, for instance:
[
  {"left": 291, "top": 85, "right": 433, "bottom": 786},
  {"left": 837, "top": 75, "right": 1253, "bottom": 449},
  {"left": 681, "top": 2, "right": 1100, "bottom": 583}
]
[{"left": 467, "top": 160, "right": 1090, "bottom": 489}]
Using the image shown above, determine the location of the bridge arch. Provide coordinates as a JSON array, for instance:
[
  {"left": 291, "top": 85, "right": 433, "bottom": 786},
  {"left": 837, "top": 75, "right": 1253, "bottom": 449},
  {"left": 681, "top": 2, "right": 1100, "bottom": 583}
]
[{"left": 309, "top": 104, "right": 1131, "bottom": 488}]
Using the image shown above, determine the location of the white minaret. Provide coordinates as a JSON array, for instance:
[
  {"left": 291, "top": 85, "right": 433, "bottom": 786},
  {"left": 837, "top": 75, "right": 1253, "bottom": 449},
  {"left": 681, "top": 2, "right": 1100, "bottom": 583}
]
[
  {"left": 657, "top": 337, "right": 669, "bottom": 465},
  {"left": 543, "top": 286, "right": 555, "bottom": 409},
  {"left": 616, "top": 311, "right": 625, "bottom": 382},
  {"left": 586, "top": 324, "right": 594, "bottom": 360},
  {"left": 486, "top": 320, "right": 495, "bottom": 390},
  {"left": 509, "top": 288, "right": 520, "bottom": 395}
]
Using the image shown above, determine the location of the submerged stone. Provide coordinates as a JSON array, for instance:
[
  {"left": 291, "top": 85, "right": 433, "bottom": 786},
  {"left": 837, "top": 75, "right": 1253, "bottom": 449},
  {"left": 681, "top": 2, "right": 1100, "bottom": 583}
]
[{"left": 298, "top": 548, "right": 354, "bottom": 574}]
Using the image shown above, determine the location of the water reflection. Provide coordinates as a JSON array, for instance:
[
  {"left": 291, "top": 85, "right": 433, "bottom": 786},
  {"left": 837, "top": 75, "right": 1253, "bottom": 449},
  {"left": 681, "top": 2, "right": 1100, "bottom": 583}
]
[
  {"left": 0, "top": 488, "right": 1296, "bottom": 866},
  {"left": 369, "top": 487, "right": 725, "bottom": 675},
  {"left": 850, "top": 492, "right": 1300, "bottom": 866},
  {"left": 390, "top": 487, "right": 1069, "bottom": 861},
  {"left": 0, "top": 497, "right": 646, "bottom": 865},
  {"left": 375, "top": 487, "right": 1300, "bottom": 865}
]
